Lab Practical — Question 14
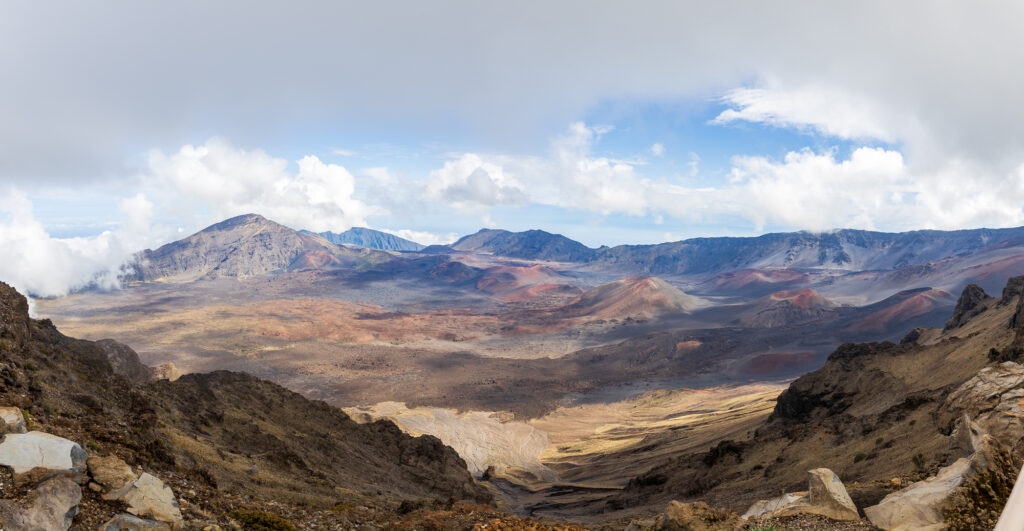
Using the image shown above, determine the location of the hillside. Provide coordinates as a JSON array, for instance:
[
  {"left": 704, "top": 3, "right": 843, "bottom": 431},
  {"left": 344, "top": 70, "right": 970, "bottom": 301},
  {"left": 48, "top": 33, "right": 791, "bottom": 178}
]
[
  {"left": 607, "top": 277, "right": 1024, "bottom": 526},
  {"left": 124, "top": 214, "right": 392, "bottom": 282},
  {"left": 451, "top": 228, "right": 597, "bottom": 262},
  {"left": 561, "top": 277, "right": 700, "bottom": 319},
  {"left": 305, "top": 227, "right": 425, "bottom": 251},
  {"left": 0, "top": 281, "right": 525, "bottom": 529}
]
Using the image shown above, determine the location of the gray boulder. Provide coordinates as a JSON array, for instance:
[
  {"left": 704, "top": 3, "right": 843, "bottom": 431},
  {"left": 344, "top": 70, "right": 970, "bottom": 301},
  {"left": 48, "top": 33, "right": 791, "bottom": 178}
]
[{"left": 0, "top": 476, "right": 81, "bottom": 530}]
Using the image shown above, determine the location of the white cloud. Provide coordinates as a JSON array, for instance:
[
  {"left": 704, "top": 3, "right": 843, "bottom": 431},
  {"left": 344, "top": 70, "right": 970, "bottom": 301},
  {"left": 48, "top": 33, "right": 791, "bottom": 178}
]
[
  {"left": 711, "top": 85, "right": 898, "bottom": 142},
  {"left": 650, "top": 143, "right": 665, "bottom": 156},
  {"left": 425, "top": 154, "right": 527, "bottom": 211},
  {"left": 332, "top": 148, "right": 359, "bottom": 157},
  {"left": 0, "top": 189, "right": 164, "bottom": 300},
  {"left": 380, "top": 229, "right": 457, "bottom": 246},
  {"left": 144, "top": 138, "right": 381, "bottom": 232}
]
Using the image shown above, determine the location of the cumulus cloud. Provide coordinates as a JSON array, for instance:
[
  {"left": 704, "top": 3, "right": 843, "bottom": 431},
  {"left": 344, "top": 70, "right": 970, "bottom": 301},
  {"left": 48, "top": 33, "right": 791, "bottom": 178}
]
[
  {"left": 144, "top": 138, "right": 380, "bottom": 232},
  {"left": 425, "top": 154, "right": 527, "bottom": 211},
  {"left": 0, "top": 189, "right": 163, "bottom": 300}
]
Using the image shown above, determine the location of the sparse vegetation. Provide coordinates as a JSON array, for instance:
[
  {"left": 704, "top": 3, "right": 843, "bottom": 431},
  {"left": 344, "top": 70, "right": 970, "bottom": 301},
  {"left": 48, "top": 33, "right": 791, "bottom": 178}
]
[
  {"left": 229, "top": 509, "right": 296, "bottom": 531},
  {"left": 912, "top": 452, "right": 927, "bottom": 471}
]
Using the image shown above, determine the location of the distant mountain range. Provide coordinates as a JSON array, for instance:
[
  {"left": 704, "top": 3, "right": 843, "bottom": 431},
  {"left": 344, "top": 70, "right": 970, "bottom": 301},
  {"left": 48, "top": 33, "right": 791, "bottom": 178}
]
[
  {"left": 303, "top": 227, "right": 425, "bottom": 252},
  {"left": 442, "top": 226, "right": 1024, "bottom": 274},
  {"left": 121, "top": 214, "right": 1024, "bottom": 306}
]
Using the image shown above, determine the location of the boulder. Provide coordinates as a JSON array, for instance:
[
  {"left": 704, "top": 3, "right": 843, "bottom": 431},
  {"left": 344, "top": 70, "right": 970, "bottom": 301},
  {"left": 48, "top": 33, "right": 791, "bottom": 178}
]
[
  {"left": 742, "top": 492, "right": 806, "bottom": 519},
  {"left": 101, "top": 513, "right": 172, "bottom": 531},
  {"left": 89, "top": 454, "right": 138, "bottom": 495},
  {"left": 112, "top": 472, "right": 183, "bottom": 529},
  {"left": 0, "top": 476, "right": 81, "bottom": 530},
  {"left": 0, "top": 407, "right": 26, "bottom": 434},
  {"left": 804, "top": 468, "right": 860, "bottom": 521},
  {"left": 741, "top": 468, "right": 858, "bottom": 521},
  {"left": 865, "top": 458, "right": 971, "bottom": 530},
  {"left": 865, "top": 417, "right": 1017, "bottom": 530},
  {"left": 0, "top": 431, "right": 87, "bottom": 480}
]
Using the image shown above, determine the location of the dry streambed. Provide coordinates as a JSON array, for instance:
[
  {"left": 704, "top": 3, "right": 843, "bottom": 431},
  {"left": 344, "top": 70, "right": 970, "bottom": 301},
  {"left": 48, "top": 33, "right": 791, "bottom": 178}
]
[{"left": 346, "top": 383, "right": 785, "bottom": 494}]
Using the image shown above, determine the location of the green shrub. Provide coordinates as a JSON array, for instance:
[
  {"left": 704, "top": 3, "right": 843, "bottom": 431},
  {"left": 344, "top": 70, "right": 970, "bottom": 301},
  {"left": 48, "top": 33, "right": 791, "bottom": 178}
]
[{"left": 229, "top": 509, "right": 296, "bottom": 531}]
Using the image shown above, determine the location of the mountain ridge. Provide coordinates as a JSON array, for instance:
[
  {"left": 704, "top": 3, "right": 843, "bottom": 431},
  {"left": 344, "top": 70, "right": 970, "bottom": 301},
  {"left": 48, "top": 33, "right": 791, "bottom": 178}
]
[{"left": 303, "top": 227, "right": 425, "bottom": 252}]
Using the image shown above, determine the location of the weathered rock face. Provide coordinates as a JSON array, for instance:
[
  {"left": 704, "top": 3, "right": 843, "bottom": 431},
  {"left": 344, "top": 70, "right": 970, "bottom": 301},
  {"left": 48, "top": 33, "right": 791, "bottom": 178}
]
[
  {"left": 945, "top": 283, "right": 992, "bottom": 330},
  {"left": 100, "top": 513, "right": 172, "bottom": 530},
  {"left": 0, "top": 431, "right": 87, "bottom": 477},
  {"left": 0, "top": 476, "right": 81, "bottom": 530},
  {"left": 0, "top": 407, "right": 26, "bottom": 434},
  {"left": 865, "top": 417, "right": 1017, "bottom": 531},
  {"left": 96, "top": 339, "right": 154, "bottom": 383},
  {"left": 88, "top": 454, "right": 137, "bottom": 495},
  {"left": 0, "top": 282, "right": 30, "bottom": 352},
  {"left": 941, "top": 362, "right": 1024, "bottom": 453},
  {"left": 113, "top": 472, "right": 183, "bottom": 529}
]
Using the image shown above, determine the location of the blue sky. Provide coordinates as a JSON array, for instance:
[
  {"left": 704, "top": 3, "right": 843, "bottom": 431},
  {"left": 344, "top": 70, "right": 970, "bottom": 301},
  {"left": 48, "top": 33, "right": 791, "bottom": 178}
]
[{"left": 4, "top": 1, "right": 1024, "bottom": 296}]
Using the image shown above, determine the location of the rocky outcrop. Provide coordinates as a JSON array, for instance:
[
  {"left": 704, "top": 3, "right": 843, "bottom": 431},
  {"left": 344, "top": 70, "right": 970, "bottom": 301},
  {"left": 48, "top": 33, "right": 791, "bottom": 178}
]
[
  {"left": 944, "top": 284, "right": 992, "bottom": 330},
  {"left": 0, "top": 431, "right": 87, "bottom": 479},
  {"left": 865, "top": 417, "right": 1017, "bottom": 530},
  {"left": 97, "top": 339, "right": 155, "bottom": 383},
  {"left": 0, "top": 407, "right": 26, "bottom": 434},
  {"left": 741, "top": 468, "right": 858, "bottom": 521},
  {"left": 0, "top": 476, "right": 81, "bottom": 530},
  {"left": 152, "top": 362, "right": 181, "bottom": 382},
  {"left": 940, "top": 362, "right": 1024, "bottom": 453},
  {"left": 0, "top": 283, "right": 29, "bottom": 352}
]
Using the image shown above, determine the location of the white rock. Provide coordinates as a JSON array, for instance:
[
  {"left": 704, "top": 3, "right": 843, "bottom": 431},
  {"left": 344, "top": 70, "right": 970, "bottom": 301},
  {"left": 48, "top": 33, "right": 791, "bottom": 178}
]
[
  {"left": 113, "top": 472, "right": 183, "bottom": 529},
  {"left": 0, "top": 407, "right": 26, "bottom": 434},
  {"left": 0, "top": 431, "right": 86, "bottom": 474},
  {"left": 864, "top": 458, "right": 970, "bottom": 531},
  {"left": 742, "top": 492, "right": 807, "bottom": 519}
]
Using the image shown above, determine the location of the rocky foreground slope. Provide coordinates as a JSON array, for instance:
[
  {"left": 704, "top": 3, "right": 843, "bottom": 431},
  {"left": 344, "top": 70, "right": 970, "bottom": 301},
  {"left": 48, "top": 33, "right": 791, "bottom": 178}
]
[
  {"left": 604, "top": 278, "right": 1024, "bottom": 530},
  {"left": 0, "top": 281, "right": 598, "bottom": 530}
]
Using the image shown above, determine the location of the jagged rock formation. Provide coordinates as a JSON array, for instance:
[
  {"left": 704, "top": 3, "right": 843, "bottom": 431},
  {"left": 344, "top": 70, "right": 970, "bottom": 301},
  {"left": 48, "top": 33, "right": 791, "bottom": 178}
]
[
  {"left": 124, "top": 214, "right": 391, "bottom": 282},
  {"left": 944, "top": 283, "right": 992, "bottom": 330},
  {"left": 305, "top": 227, "right": 425, "bottom": 251}
]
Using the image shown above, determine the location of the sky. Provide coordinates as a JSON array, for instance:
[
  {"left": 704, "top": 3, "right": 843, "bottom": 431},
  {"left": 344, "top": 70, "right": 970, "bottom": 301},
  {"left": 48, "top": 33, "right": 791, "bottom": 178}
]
[{"left": 4, "top": 1, "right": 1024, "bottom": 297}]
